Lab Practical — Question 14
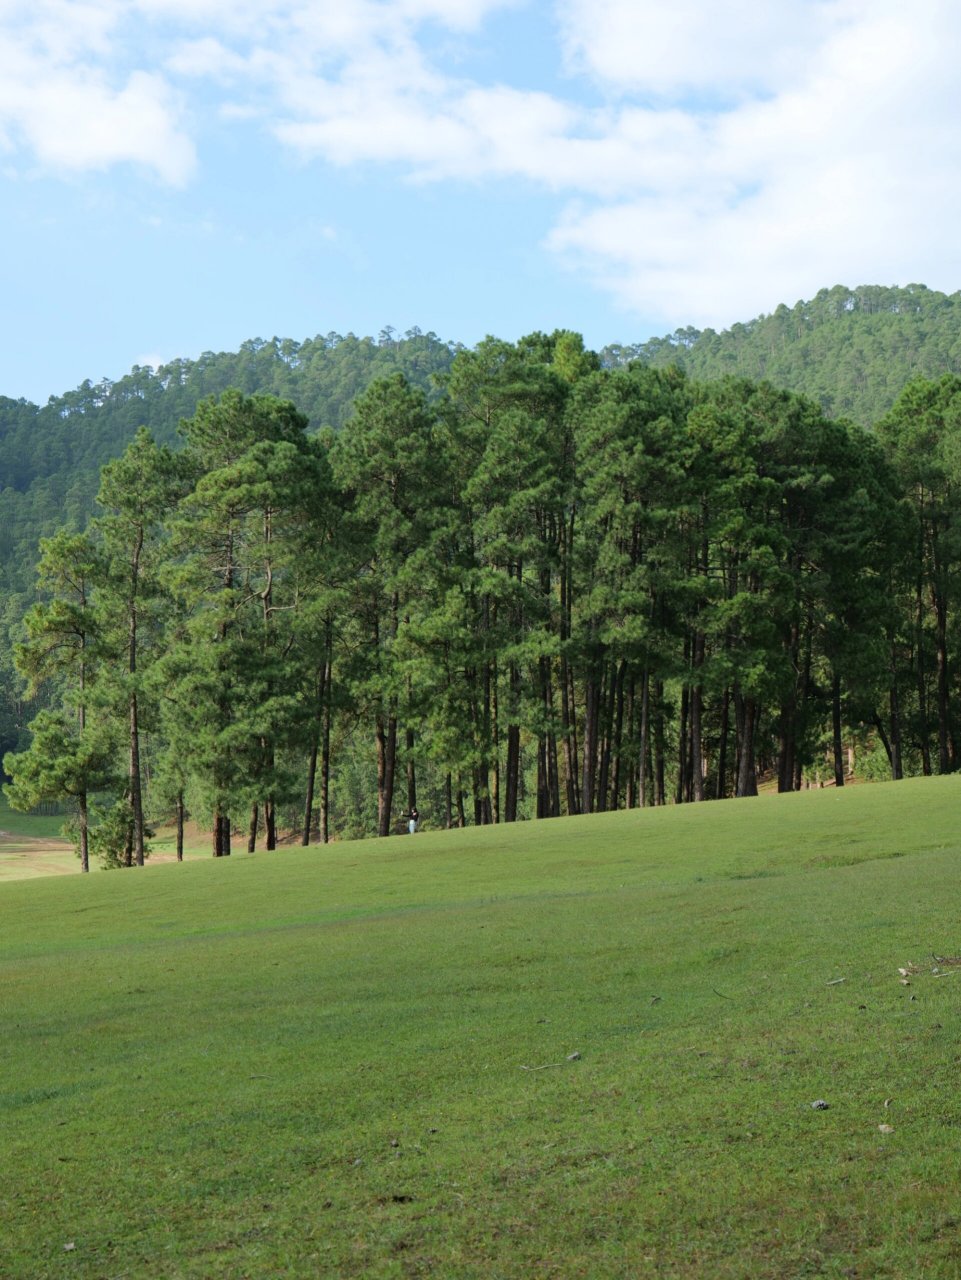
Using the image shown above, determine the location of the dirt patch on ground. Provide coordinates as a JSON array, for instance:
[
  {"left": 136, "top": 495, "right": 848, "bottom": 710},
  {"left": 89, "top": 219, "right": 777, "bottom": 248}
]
[{"left": 0, "top": 830, "right": 78, "bottom": 880}]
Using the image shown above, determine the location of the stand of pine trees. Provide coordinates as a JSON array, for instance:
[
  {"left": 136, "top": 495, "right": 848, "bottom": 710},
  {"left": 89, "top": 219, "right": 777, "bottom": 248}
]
[{"left": 5, "top": 331, "right": 961, "bottom": 866}]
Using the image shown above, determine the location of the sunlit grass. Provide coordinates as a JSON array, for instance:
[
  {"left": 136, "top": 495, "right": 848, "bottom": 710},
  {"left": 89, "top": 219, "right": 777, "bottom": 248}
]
[{"left": 3, "top": 779, "right": 961, "bottom": 1276}]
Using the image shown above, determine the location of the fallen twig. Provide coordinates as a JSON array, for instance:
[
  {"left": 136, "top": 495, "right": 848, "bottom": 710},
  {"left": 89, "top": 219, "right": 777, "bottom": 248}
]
[
  {"left": 826, "top": 978, "right": 846, "bottom": 986},
  {"left": 520, "top": 1052, "right": 581, "bottom": 1071}
]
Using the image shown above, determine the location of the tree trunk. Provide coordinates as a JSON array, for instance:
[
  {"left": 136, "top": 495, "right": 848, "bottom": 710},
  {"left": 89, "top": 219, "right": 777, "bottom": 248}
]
[
  {"left": 560, "top": 509, "right": 579, "bottom": 816},
  {"left": 176, "top": 791, "right": 185, "bottom": 862},
  {"left": 129, "top": 691, "right": 145, "bottom": 866},
  {"left": 303, "top": 736, "right": 318, "bottom": 847},
  {"left": 506, "top": 661, "right": 521, "bottom": 822},
  {"left": 934, "top": 583, "right": 951, "bottom": 773},
  {"left": 597, "top": 662, "right": 617, "bottom": 813},
  {"left": 506, "top": 722, "right": 521, "bottom": 821},
  {"left": 320, "top": 661, "right": 332, "bottom": 844},
  {"left": 376, "top": 712, "right": 398, "bottom": 836},
  {"left": 653, "top": 680, "right": 666, "bottom": 806},
  {"left": 78, "top": 791, "right": 90, "bottom": 874},
  {"left": 406, "top": 727, "right": 417, "bottom": 812},
  {"left": 736, "top": 693, "right": 758, "bottom": 797},
  {"left": 637, "top": 669, "right": 650, "bottom": 809},
  {"left": 676, "top": 680, "right": 690, "bottom": 805},
  {"left": 716, "top": 687, "right": 730, "bottom": 800},
  {"left": 302, "top": 662, "right": 328, "bottom": 846},
  {"left": 915, "top": 573, "right": 932, "bottom": 775},
  {"left": 832, "top": 671, "right": 845, "bottom": 788},
  {"left": 127, "top": 527, "right": 146, "bottom": 866},
  {"left": 581, "top": 664, "right": 601, "bottom": 815},
  {"left": 248, "top": 803, "right": 258, "bottom": 853}
]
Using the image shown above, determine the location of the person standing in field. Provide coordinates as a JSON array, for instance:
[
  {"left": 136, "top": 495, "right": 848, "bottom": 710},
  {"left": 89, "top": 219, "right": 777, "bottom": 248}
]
[{"left": 405, "top": 806, "right": 419, "bottom": 834}]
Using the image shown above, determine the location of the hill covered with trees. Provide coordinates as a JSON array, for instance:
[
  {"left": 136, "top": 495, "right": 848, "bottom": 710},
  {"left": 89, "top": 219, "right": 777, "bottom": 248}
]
[
  {"left": 607, "top": 283, "right": 961, "bottom": 425},
  {"left": 0, "top": 329, "right": 456, "bottom": 765},
  {"left": 6, "top": 288, "right": 961, "bottom": 856}
]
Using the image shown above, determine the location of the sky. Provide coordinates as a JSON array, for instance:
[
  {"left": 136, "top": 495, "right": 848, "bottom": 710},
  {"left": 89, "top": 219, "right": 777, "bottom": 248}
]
[{"left": 1, "top": 0, "right": 960, "bottom": 405}]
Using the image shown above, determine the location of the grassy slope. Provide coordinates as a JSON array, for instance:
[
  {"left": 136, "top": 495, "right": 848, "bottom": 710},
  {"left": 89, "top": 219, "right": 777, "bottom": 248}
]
[
  {"left": 0, "top": 795, "right": 219, "bottom": 880},
  {"left": 3, "top": 781, "right": 961, "bottom": 1278}
]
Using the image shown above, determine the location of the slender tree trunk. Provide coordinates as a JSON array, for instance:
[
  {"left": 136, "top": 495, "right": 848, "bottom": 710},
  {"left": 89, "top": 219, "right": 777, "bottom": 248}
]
[
  {"left": 376, "top": 712, "right": 398, "bottom": 836},
  {"left": 320, "top": 648, "right": 332, "bottom": 844},
  {"left": 560, "top": 509, "right": 579, "bottom": 816},
  {"left": 832, "top": 671, "right": 845, "bottom": 788},
  {"left": 129, "top": 692, "right": 145, "bottom": 866},
  {"left": 637, "top": 668, "right": 650, "bottom": 808},
  {"left": 302, "top": 668, "right": 326, "bottom": 846},
  {"left": 248, "top": 804, "right": 259, "bottom": 853},
  {"left": 506, "top": 721, "right": 521, "bottom": 821},
  {"left": 597, "top": 662, "right": 616, "bottom": 813},
  {"left": 303, "top": 739, "right": 318, "bottom": 847},
  {"left": 933, "top": 582, "right": 951, "bottom": 773},
  {"left": 916, "top": 573, "right": 933, "bottom": 775},
  {"left": 716, "top": 687, "right": 730, "bottom": 800},
  {"left": 78, "top": 791, "right": 90, "bottom": 874},
  {"left": 176, "top": 791, "right": 184, "bottom": 862},
  {"left": 265, "top": 797, "right": 276, "bottom": 851},
  {"left": 490, "top": 655, "right": 500, "bottom": 824},
  {"left": 653, "top": 680, "right": 666, "bottom": 807},
  {"left": 676, "top": 681, "right": 690, "bottom": 805},
  {"left": 123, "top": 793, "right": 134, "bottom": 867},
  {"left": 736, "top": 693, "right": 758, "bottom": 797},
  {"left": 506, "top": 663, "right": 521, "bottom": 822},
  {"left": 213, "top": 810, "right": 231, "bottom": 857},
  {"left": 561, "top": 669, "right": 579, "bottom": 815},
  {"left": 625, "top": 677, "right": 636, "bottom": 809},
  {"left": 888, "top": 679, "right": 904, "bottom": 781},
  {"left": 127, "top": 528, "right": 146, "bottom": 866},
  {"left": 690, "top": 689, "right": 704, "bottom": 803},
  {"left": 548, "top": 728, "right": 560, "bottom": 817},
  {"left": 610, "top": 661, "right": 626, "bottom": 810},
  {"left": 581, "top": 654, "right": 602, "bottom": 815}
]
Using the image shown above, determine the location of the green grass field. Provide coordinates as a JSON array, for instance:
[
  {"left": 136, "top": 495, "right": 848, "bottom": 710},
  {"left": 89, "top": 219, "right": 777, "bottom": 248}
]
[{"left": 3, "top": 780, "right": 961, "bottom": 1278}]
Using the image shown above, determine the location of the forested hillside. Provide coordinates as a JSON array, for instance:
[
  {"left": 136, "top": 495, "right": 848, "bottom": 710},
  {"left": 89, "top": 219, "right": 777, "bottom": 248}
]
[
  {"left": 0, "top": 329, "right": 456, "bottom": 765},
  {"left": 6, "top": 289, "right": 961, "bottom": 857},
  {"left": 0, "top": 329, "right": 456, "bottom": 598},
  {"left": 606, "top": 283, "right": 961, "bottom": 425},
  {"left": 6, "top": 324, "right": 961, "bottom": 864}
]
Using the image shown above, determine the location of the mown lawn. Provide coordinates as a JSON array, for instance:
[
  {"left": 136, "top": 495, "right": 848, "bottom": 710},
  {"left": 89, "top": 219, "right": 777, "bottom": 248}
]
[{"left": 3, "top": 779, "right": 961, "bottom": 1277}]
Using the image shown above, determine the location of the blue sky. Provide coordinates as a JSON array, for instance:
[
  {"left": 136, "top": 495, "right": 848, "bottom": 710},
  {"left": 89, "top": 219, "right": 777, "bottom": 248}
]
[{"left": 2, "top": 0, "right": 960, "bottom": 404}]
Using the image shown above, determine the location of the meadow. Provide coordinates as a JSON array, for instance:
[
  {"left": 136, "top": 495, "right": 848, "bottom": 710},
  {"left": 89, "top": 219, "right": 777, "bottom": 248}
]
[{"left": 3, "top": 779, "right": 961, "bottom": 1278}]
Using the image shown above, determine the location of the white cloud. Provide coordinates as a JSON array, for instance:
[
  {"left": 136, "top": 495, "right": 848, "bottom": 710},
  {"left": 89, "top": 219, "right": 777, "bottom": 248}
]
[
  {"left": 0, "top": 0, "right": 195, "bottom": 183},
  {"left": 1, "top": 0, "right": 959, "bottom": 329},
  {"left": 556, "top": 0, "right": 841, "bottom": 98},
  {"left": 544, "top": 0, "right": 961, "bottom": 327}
]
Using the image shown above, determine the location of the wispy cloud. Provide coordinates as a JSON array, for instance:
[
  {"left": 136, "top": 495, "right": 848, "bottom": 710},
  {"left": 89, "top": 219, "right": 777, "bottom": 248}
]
[{"left": 1, "top": 0, "right": 958, "bottom": 328}]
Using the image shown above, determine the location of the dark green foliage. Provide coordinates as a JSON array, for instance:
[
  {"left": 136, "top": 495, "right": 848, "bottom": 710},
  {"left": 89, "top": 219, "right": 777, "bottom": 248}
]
[
  {"left": 0, "top": 330, "right": 455, "bottom": 599},
  {"left": 9, "top": 307, "right": 961, "bottom": 852},
  {"left": 610, "top": 283, "right": 961, "bottom": 426}
]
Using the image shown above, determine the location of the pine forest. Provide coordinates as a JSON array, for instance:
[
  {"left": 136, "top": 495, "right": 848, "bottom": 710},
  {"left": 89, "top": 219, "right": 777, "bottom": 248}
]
[{"left": 4, "top": 289, "right": 961, "bottom": 866}]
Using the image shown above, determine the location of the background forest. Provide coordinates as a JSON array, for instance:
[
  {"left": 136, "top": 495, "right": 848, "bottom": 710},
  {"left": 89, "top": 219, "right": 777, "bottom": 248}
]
[{"left": 4, "top": 284, "right": 961, "bottom": 864}]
